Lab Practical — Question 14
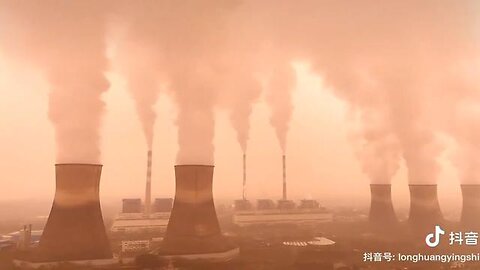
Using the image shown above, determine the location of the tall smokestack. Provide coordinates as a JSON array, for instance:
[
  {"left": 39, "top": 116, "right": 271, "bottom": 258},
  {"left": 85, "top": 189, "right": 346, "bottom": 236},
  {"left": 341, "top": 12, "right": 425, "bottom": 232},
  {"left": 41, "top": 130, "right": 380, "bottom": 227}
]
[
  {"left": 282, "top": 155, "right": 287, "bottom": 200},
  {"left": 162, "top": 165, "right": 234, "bottom": 254},
  {"left": 145, "top": 150, "right": 152, "bottom": 216},
  {"left": 408, "top": 184, "right": 443, "bottom": 227},
  {"left": 37, "top": 164, "right": 112, "bottom": 261},
  {"left": 461, "top": 184, "right": 480, "bottom": 228},
  {"left": 369, "top": 184, "right": 397, "bottom": 224},
  {"left": 243, "top": 153, "right": 246, "bottom": 200}
]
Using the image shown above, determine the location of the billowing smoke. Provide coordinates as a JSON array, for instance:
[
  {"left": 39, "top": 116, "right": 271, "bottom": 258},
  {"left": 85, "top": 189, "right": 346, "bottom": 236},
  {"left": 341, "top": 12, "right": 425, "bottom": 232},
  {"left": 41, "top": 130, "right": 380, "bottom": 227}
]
[
  {"left": 0, "top": 1, "right": 110, "bottom": 164},
  {"left": 216, "top": 64, "right": 262, "bottom": 153},
  {"left": 435, "top": 58, "right": 480, "bottom": 184},
  {"left": 227, "top": 75, "right": 261, "bottom": 153},
  {"left": 115, "top": 1, "right": 238, "bottom": 165},
  {"left": 291, "top": 0, "right": 477, "bottom": 184},
  {"left": 265, "top": 63, "right": 296, "bottom": 154},
  {"left": 116, "top": 43, "right": 162, "bottom": 150},
  {"left": 3, "top": 0, "right": 478, "bottom": 181}
]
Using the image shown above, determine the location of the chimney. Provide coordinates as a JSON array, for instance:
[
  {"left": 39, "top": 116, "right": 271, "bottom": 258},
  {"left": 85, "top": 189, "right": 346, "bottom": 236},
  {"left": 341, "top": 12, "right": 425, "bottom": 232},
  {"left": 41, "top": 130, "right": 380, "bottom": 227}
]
[
  {"left": 282, "top": 155, "right": 287, "bottom": 200},
  {"left": 408, "top": 184, "right": 443, "bottom": 226},
  {"left": 369, "top": 184, "right": 397, "bottom": 224},
  {"left": 37, "top": 164, "right": 112, "bottom": 261},
  {"left": 243, "top": 153, "right": 246, "bottom": 200},
  {"left": 461, "top": 184, "right": 480, "bottom": 228},
  {"left": 145, "top": 150, "right": 153, "bottom": 216},
  {"left": 20, "top": 225, "right": 31, "bottom": 250},
  {"left": 162, "top": 165, "right": 235, "bottom": 254}
]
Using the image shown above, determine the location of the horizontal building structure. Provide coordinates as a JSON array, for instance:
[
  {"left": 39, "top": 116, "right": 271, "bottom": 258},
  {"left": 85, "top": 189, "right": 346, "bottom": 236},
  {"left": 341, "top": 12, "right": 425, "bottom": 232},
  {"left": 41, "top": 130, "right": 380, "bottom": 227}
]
[
  {"left": 233, "top": 209, "right": 333, "bottom": 226},
  {"left": 110, "top": 213, "right": 170, "bottom": 233}
]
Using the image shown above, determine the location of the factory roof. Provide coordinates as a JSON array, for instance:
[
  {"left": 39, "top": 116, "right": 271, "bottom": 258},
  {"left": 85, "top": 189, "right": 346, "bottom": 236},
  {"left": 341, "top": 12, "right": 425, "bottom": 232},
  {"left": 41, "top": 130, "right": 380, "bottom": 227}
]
[{"left": 111, "top": 217, "right": 169, "bottom": 232}]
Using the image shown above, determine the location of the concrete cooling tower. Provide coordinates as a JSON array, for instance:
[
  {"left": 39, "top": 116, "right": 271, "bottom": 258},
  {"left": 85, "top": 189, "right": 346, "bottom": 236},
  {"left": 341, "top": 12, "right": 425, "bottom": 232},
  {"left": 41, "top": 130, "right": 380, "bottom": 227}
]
[
  {"left": 369, "top": 184, "right": 397, "bottom": 224},
  {"left": 161, "top": 165, "right": 236, "bottom": 255},
  {"left": 36, "top": 164, "right": 112, "bottom": 262},
  {"left": 461, "top": 184, "right": 480, "bottom": 228},
  {"left": 408, "top": 184, "right": 443, "bottom": 226}
]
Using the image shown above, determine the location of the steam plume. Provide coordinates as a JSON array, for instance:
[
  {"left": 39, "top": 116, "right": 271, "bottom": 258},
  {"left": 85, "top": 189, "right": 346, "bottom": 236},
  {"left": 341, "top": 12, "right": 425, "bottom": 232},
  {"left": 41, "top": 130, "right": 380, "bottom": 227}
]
[
  {"left": 115, "top": 1, "right": 237, "bottom": 165},
  {"left": 0, "top": 1, "right": 110, "bottom": 163},
  {"left": 119, "top": 45, "right": 161, "bottom": 150},
  {"left": 265, "top": 63, "right": 296, "bottom": 154}
]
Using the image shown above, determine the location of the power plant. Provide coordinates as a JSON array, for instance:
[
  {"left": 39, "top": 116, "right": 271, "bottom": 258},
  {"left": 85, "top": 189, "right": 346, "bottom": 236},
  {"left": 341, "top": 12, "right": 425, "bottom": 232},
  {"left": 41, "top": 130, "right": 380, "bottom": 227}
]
[
  {"left": 461, "top": 184, "right": 480, "bottom": 228},
  {"left": 36, "top": 164, "right": 112, "bottom": 262},
  {"left": 160, "top": 165, "right": 237, "bottom": 257},
  {"left": 408, "top": 184, "right": 443, "bottom": 227},
  {"left": 233, "top": 155, "right": 332, "bottom": 226},
  {"left": 369, "top": 184, "right": 397, "bottom": 224},
  {"left": 111, "top": 151, "right": 172, "bottom": 234}
]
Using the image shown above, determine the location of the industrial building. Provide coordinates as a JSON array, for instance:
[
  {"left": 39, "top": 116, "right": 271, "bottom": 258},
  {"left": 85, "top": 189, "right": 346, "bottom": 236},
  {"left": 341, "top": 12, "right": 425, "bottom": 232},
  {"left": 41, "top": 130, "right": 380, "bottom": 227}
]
[
  {"left": 233, "top": 155, "right": 333, "bottom": 227},
  {"left": 111, "top": 152, "right": 173, "bottom": 234},
  {"left": 233, "top": 199, "right": 333, "bottom": 226},
  {"left": 111, "top": 198, "right": 172, "bottom": 234}
]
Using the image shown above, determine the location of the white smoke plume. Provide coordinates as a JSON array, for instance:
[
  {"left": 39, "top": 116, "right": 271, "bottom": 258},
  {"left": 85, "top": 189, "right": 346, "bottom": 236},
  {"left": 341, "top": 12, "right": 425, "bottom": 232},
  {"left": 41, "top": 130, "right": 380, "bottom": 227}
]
[
  {"left": 0, "top": 1, "right": 111, "bottom": 164},
  {"left": 265, "top": 63, "right": 296, "bottom": 154}
]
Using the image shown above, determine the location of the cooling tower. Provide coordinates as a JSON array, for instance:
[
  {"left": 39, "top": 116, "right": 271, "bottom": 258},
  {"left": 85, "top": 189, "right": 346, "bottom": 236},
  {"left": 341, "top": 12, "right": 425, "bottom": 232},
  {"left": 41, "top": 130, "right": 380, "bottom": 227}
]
[
  {"left": 37, "top": 164, "right": 112, "bottom": 262},
  {"left": 461, "top": 184, "right": 480, "bottom": 228},
  {"left": 408, "top": 184, "right": 443, "bottom": 226},
  {"left": 369, "top": 184, "right": 397, "bottom": 224},
  {"left": 161, "top": 165, "right": 235, "bottom": 255}
]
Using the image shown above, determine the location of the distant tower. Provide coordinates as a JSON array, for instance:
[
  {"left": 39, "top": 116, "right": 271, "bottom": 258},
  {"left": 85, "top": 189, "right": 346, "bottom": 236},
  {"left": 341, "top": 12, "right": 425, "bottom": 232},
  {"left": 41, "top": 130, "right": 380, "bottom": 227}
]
[
  {"left": 408, "top": 184, "right": 443, "bottom": 227},
  {"left": 243, "top": 153, "right": 247, "bottom": 200},
  {"left": 282, "top": 155, "right": 287, "bottom": 200},
  {"left": 162, "top": 165, "right": 236, "bottom": 255},
  {"left": 461, "top": 184, "right": 480, "bottom": 228},
  {"left": 37, "top": 164, "right": 112, "bottom": 261},
  {"left": 145, "top": 150, "right": 153, "bottom": 216},
  {"left": 369, "top": 184, "right": 397, "bottom": 224}
]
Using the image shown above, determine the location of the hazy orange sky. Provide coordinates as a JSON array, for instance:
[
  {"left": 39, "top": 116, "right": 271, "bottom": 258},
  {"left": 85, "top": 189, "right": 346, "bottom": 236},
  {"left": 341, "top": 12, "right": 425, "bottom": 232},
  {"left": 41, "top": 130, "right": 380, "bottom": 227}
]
[
  {"left": 2, "top": 1, "right": 478, "bottom": 222},
  {"left": 0, "top": 56, "right": 462, "bottom": 218}
]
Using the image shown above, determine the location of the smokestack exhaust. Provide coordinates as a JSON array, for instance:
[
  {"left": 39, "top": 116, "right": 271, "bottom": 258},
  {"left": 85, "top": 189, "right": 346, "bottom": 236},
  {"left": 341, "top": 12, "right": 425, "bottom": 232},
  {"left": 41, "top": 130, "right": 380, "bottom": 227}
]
[
  {"left": 243, "top": 153, "right": 246, "bottom": 200},
  {"left": 461, "top": 184, "right": 480, "bottom": 228},
  {"left": 369, "top": 184, "right": 397, "bottom": 224},
  {"left": 408, "top": 184, "right": 443, "bottom": 227},
  {"left": 145, "top": 150, "right": 152, "bottom": 216},
  {"left": 282, "top": 155, "right": 287, "bottom": 200},
  {"left": 162, "top": 165, "right": 235, "bottom": 255},
  {"left": 37, "top": 164, "right": 112, "bottom": 261}
]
